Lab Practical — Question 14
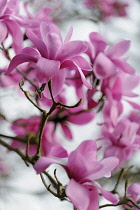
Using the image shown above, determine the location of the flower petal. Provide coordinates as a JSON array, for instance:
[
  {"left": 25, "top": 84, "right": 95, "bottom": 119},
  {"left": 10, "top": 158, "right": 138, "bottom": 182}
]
[
  {"left": 66, "top": 179, "right": 90, "bottom": 210},
  {"left": 72, "top": 56, "right": 92, "bottom": 71},
  {"left": 64, "top": 26, "right": 73, "bottom": 43},
  {"left": 127, "top": 183, "right": 140, "bottom": 195},
  {"left": 106, "top": 40, "right": 130, "bottom": 58},
  {"left": 35, "top": 57, "right": 60, "bottom": 83},
  {"left": 60, "top": 123, "right": 73, "bottom": 140},
  {"left": 0, "top": 0, "right": 7, "bottom": 16},
  {"left": 113, "top": 59, "right": 135, "bottom": 74},
  {"left": 0, "top": 22, "right": 7, "bottom": 44},
  {"left": 5, "top": 54, "right": 38, "bottom": 75},
  {"left": 68, "top": 110, "right": 95, "bottom": 125},
  {"left": 43, "top": 68, "right": 66, "bottom": 98},
  {"left": 95, "top": 182, "right": 119, "bottom": 204},
  {"left": 94, "top": 53, "right": 116, "bottom": 79},
  {"left": 57, "top": 41, "right": 87, "bottom": 62},
  {"left": 34, "top": 157, "right": 60, "bottom": 174},
  {"left": 5, "top": 19, "right": 23, "bottom": 53},
  {"left": 26, "top": 29, "right": 48, "bottom": 58}
]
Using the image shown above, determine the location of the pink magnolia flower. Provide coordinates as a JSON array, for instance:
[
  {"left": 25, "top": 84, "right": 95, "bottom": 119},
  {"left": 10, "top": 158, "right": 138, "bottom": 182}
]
[
  {"left": 85, "top": 32, "right": 135, "bottom": 80},
  {"left": 84, "top": 0, "right": 129, "bottom": 20},
  {"left": 5, "top": 22, "right": 92, "bottom": 98},
  {"left": 100, "top": 117, "right": 140, "bottom": 169},
  {"left": 126, "top": 183, "right": 140, "bottom": 210},
  {"left": 34, "top": 140, "right": 119, "bottom": 209},
  {"left": 11, "top": 116, "right": 68, "bottom": 158},
  {"left": 0, "top": 0, "right": 23, "bottom": 52}
]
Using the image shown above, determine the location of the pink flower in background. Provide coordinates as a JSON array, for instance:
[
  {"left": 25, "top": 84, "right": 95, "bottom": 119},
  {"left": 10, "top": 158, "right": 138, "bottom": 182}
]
[
  {"left": 34, "top": 140, "right": 119, "bottom": 209},
  {"left": 11, "top": 116, "right": 68, "bottom": 157},
  {"left": 84, "top": 0, "right": 129, "bottom": 19},
  {"left": 126, "top": 183, "right": 140, "bottom": 210},
  {"left": 5, "top": 22, "right": 92, "bottom": 98},
  {"left": 85, "top": 32, "right": 135, "bottom": 80},
  {"left": 0, "top": 0, "right": 23, "bottom": 52},
  {"left": 100, "top": 118, "right": 140, "bottom": 169}
]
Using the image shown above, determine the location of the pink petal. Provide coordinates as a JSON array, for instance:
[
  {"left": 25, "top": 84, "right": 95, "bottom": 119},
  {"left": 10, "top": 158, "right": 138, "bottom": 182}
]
[
  {"left": 43, "top": 68, "right": 66, "bottom": 98},
  {"left": 57, "top": 41, "right": 87, "bottom": 62},
  {"left": 68, "top": 110, "right": 95, "bottom": 125},
  {"left": 94, "top": 53, "right": 116, "bottom": 79},
  {"left": 95, "top": 182, "right": 119, "bottom": 204},
  {"left": 89, "top": 32, "right": 107, "bottom": 56},
  {"left": 60, "top": 123, "right": 73, "bottom": 140},
  {"left": 5, "top": 19, "right": 23, "bottom": 53},
  {"left": 87, "top": 185, "right": 99, "bottom": 210},
  {"left": 113, "top": 59, "right": 135, "bottom": 74},
  {"left": 46, "top": 32, "right": 62, "bottom": 59},
  {"left": 50, "top": 144, "right": 68, "bottom": 158},
  {"left": 5, "top": 54, "right": 38, "bottom": 75},
  {"left": 40, "top": 22, "right": 50, "bottom": 44},
  {"left": 64, "top": 26, "right": 73, "bottom": 43},
  {"left": 26, "top": 29, "right": 48, "bottom": 58},
  {"left": 0, "top": 22, "right": 7, "bottom": 43},
  {"left": 20, "top": 47, "right": 40, "bottom": 58},
  {"left": 125, "top": 100, "right": 140, "bottom": 110},
  {"left": 72, "top": 56, "right": 92, "bottom": 71},
  {"left": 0, "top": 0, "right": 7, "bottom": 16},
  {"left": 127, "top": 183, "right": 140, "bottom": 195},
  {"left": 66, "top": 179, "right": 90, "bottom": 210},
  {"left": 100, "top": 157, "right": 119, "bottom": 176},
  {"left": 106, "top": 40, "right": 130, "bottom": 58},
  {"left": 77, "top": 65, "right": 92, "bottom": 89},
  {"left": 35, "top": 57, "right": 60, "bottom": 83},
  {"left": 34, "top": 157, "right": 60, "bottom": 174}
]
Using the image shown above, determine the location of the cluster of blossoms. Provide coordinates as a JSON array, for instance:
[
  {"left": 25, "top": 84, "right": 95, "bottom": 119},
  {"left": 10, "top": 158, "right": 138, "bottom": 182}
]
[
  {"left": 84, "top": 0, "right": 129, "bottom": 20},
  {"left": 0, "top": 0, "right": 140, "bottom": 209}
]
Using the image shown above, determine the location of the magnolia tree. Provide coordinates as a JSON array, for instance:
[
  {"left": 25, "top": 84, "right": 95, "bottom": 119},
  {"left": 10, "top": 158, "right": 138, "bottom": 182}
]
[{"left": 0, "top": 0, "right": 140, "bottom": 209}]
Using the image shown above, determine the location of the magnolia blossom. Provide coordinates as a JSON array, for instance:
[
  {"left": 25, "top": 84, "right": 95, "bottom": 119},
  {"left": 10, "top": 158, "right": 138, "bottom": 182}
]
[
  {"left": 0, "top": 0, "right": 23, "bottom": 52},
  {"left": 100, "top": 117, "right": 140, "bottom": 169},
  {"left": 11, "top": 116, "right": 68, "bottom": 157},
  {"left": 126, "top": 183, "right": 140, "bottom": 210},
  {"left": 85, "top": 32, "right": 135, "bottom": 80},
  {"left": 84, "top": 0, "right": 129, "bottom": 19},
  {"left": 5, "top": 22, "right": 92, "bottom": 98},
  {"left": 34, "top": 140, "right": 119, "bottom": 209}
]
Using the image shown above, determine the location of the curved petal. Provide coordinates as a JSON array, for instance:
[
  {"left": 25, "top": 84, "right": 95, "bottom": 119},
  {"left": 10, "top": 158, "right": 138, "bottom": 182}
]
[
  {"left": 43, "top": 68, "right": 66, "bottom": 98},
  {"left": 106, "top": 40, "right": 130, "bottom": 58},
  {"left": 68, "top": 110, "right": 95, "bottom": 125},
  {"left": 46, "top": 32, "right": 62, "bottom": 59},
  {"left": 0, "top": 0, "right": 7, "bottom": 16},
  {"left": 60, "top": 123, "right": 73, "bottom": 140},
  {"left": 57, "top": 41, "right": 87, "bottom": 62},
  {"left": 87, "top": 185, "right": 99, "bottom": 210},
  {"left": 72, "top": 56, "right": 92, "bottom": 71},
  {"left": 26, "top": 29, "right": 48, "bottom": 58},
  {"left": 66, "top": 179, "right": 90, "bottom": 210},
  {"left": 50, "top": 144, "right": 68, "bottom": 158},
  {"left": 100, "top": 157, "right": 119, "bottom": 176},
  {"left": 127, "top": 183, "right": 140, "bottom": 195},
  {"left": 35, "top": 57, "right": 60, "bottom": 83},
  {"left": 5, "top": 54, "right": 38, "bottom": 75},
  {"left": 94, "top": 53, "right": 116, "bottom": 79},
  {"left": 89, "top": 32, "right": 107, "bottom": 56},
  {"left": 34, "top": 157, "right": 60, "bottom": 174},
  {"left": 64, "top": 26, "right": 73, "bottom": 43},
  {"left": 20, "top": 47, "right": 40, "bottom": 58},
  {"left": 113, "top": 59, "right": 135, "bottom": 74},
  {"left": 5, "top": 19, "right": 23, "bottom": 53},
  {"left": 95, "top": 182, "right": 119, "bottom": 204},
  {"left": 0, "top": 22, "right": 7, "bottom": 44}
]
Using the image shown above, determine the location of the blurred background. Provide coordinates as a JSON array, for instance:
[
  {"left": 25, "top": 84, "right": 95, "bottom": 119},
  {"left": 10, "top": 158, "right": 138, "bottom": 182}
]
[{"left": 0, "top": 0, "right": 140, "bottom": 209}]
